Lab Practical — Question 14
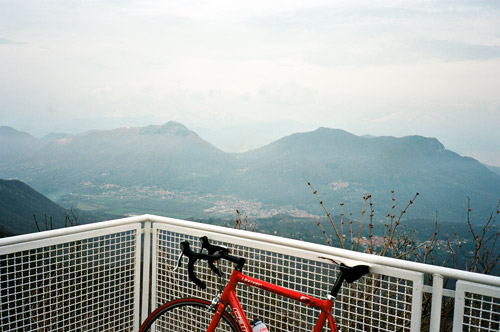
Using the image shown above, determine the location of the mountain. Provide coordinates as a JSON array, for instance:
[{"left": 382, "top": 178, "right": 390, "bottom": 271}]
[
  {"left": 1, "top": 122, "right": 235, "bottom": 195},
  {"left": 40, "top": 132, "right": 73, "bottom": 142},
  {"left": 487, "top": 165, "right": 500, "bottom": 176},
  {"left": 1, "top": 123, "right": 499, "bottom": 224},
  {"left": 233, "top": 128, "right": 500, "bottom": 221},
  {"left": 0, "top": 179, "right": 110, "bottom": 236},
  {"left": 0, "top": 179, "right": 73, "bottom": 235},
  {"left": 0, "top": 126, "right": 41, "bottom": 163}
]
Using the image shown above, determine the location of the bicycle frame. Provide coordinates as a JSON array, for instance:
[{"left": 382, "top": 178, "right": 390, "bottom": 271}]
[{"left": 208, "top": 268, "right": 338, "bottom": 332}]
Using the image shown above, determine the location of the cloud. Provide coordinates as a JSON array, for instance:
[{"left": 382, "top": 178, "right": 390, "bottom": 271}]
[
  {"left": 129, "top": 0, "right": 340, "bottom": 20},
  {"left": 1, "top": 0, "right": 500, "bottom": 165},
  {"left": 0, "top": 37, "right": 22, "bottom": 45},
  {"left": 419, "top": 40, "right": 500, "bottom": 62}
]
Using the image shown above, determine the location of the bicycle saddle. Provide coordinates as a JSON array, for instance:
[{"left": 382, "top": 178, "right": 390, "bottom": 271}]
[
  {"left": 339, "top": 264, "right": 370, "bottom": 283},
  {"left": 318, "top": 256, "right": 371, "bottom": 297}
]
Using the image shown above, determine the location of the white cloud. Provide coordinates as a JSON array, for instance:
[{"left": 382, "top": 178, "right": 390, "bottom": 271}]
[{"left": 1, "top": 0, "right": 500, "bottom": 164}]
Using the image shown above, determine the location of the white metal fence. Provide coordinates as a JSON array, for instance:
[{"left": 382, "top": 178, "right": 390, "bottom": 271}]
[{"left": 0, "top": 214, "right": 499, "bottom": 332}]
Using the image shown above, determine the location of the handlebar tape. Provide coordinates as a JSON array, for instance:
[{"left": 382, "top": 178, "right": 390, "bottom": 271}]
[
  {"left": 180, "top": 241, "right": 212, "bottom": 289},
  {"left": 179, "top": 238, "right": 246, "bottom": 289},
  {"left": 200, "top": 236, "right": 224, "bottom": 277}
]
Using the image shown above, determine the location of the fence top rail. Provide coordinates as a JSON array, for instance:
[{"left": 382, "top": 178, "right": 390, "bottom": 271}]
[
  {"left": 1, "top": 214, "right": 499, "bottom": 288},
  {"left": 144, "top": 214, "right": 500, "bottom": 288},
  {"left": 0, "top": 214, "right": 147, "bottom": 247}
]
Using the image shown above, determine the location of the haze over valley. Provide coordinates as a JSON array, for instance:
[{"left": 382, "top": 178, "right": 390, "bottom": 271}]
[
  {"left": 1, "top": 122, "right": 499, "bottom": 237},
  {"left": 1, "top": 1, "right": 500, "bottom": 244}
]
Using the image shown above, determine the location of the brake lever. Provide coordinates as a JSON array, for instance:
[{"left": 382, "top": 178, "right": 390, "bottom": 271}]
[
  {"left": 200, "top": 236, "right": 221, "bottom": 254},
  {"left": 200, "top": 236, "right": 224, "bottom": 277},
  {"left": 173, "top": 251, "right": 183, "bottom": 273}
]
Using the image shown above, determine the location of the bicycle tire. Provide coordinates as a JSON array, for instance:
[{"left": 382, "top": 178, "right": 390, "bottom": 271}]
[{"left": 139, "top": 297, "right": 241, "bottom": 332}]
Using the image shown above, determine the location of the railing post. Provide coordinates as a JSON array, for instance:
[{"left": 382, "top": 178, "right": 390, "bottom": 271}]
[
  {"left": 141, "top": 220, "right": 153, "bottom": 326},
  {"left": 429, "top": 273, "right": 444, "bottom": 332}
]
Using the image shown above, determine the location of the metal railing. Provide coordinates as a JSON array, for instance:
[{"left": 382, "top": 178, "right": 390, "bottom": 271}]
[{"left": 0, "top": 214, "right": 499, "bottom": 331}]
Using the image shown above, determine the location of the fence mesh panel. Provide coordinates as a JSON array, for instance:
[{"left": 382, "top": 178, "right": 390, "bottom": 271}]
[
  {"left": 334, "top": 274, "right": 414, "bottom": 331},
  {"left": 2, "top": 218, "right": 499, "bottom": 331},
  {"left": 0, "top": 230, "right": 138, "bottom": 332},
  {"left": 462, "top": 292, "right": 500, "bottom": 332},
  {"left": 154, "top": 229, "right": 417, "bottom": 332}
]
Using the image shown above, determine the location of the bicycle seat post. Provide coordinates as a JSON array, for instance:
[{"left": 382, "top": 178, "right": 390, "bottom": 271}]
[{"left": 330, "top": 270, "right": 345, "bottom": 298}]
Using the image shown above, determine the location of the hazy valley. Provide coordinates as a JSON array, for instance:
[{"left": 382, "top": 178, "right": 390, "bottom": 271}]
[{"left": 1, "top": 121, "right": 500, "bottom": 237}]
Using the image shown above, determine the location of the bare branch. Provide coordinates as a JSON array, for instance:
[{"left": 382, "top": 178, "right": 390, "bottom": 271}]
[{"left": 307, "top": 181, "right": 344, "bottom": 248}]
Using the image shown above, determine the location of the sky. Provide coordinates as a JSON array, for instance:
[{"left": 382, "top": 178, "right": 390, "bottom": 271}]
[{"left": 1, "top": 0, "right": 500, "bottom": 166}]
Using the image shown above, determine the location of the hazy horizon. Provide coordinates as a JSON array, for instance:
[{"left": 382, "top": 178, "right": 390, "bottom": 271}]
[
  {"left": 1, "top": 1, "right": 500, "bottom": 166},
  {"left": 5, "top": 120, "right": 500, "bottom": 170}
]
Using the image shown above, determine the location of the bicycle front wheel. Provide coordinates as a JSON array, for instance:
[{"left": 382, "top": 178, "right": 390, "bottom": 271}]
[{"left": 139, "top": 297, "right": 241, "bottom": 332}]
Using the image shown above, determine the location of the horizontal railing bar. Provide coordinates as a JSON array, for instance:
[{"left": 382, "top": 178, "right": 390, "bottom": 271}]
[
  {"left": 0, "top": 223, "right": 142, "bottom": 255},
  {"left": 144, "top": 214, "right": 500, "bottom": 288},
  {"left": 0, "top": 214, "right": 147, "bottom": 247},
  {"left": 2, "top": 214, "right": 499, "bottom": 288},
  {"left": 422, "top": 285, "right": 455, "bottom": 298}
]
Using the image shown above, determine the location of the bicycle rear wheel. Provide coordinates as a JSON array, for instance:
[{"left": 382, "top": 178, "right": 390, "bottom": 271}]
[{"left": 139, "top": 297, "right": 241, "bottom": 332}]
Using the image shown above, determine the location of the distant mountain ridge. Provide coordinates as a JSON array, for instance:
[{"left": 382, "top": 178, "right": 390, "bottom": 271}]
[
  {"left": 1, "top": 122, "right": 499, "bottom": 223},
  {"left": 1, "top": 122, "right": 232, "bottom": 193},
  {"left": 487, "top": 165, "right": 500, "bottom": 176},
  {"left": 233, "top": 128, "right": 500, "bottom": 220},
  {"left": 0, "top": 126, "right": 41, "bottom": 161}
]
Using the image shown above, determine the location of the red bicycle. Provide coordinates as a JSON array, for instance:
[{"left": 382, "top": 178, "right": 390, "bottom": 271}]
[{"left": 139, "top": 236, "right": 370, "bottom": 331}]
